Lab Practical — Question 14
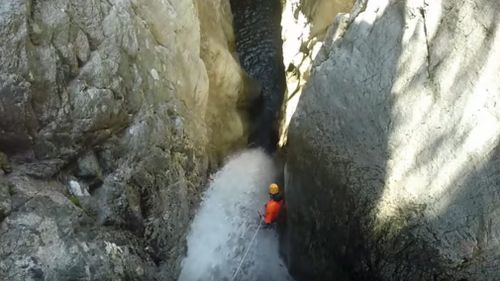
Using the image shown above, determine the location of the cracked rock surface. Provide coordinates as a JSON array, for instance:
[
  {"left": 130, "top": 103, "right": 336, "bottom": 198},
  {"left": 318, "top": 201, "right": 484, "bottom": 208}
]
[
  {"left": 0, "top": 0, "right": 251, "bottom": 280},
  {"left": 285, "top": 0, "right": 500, "bottom": 280}
]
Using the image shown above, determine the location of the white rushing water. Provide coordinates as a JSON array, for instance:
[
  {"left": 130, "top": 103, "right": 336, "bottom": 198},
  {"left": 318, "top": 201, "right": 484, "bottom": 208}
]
[{"left": 178, "top": 149, "right": 293, "bottom": 281}]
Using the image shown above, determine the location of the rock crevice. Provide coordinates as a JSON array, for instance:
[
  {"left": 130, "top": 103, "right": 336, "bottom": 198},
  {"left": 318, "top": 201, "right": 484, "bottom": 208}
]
[{"left": 230, "top": 0, "right": 286, "bottom": 151}]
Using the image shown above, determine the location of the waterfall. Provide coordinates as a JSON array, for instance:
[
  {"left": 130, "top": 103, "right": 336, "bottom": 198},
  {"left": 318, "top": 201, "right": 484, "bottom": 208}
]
[{"left": 178, "top": 149, "right": 293, "bottom": 281}]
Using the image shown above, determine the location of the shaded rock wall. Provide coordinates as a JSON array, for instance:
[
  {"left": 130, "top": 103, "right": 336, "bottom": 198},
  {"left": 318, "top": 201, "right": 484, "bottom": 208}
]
[
  {"left": 0, "top": 0, "right": 251, "bottom": 280},
  {"left": 285, "top": 0, "right": 500, "bottom": 280},
  {"left": 230, "top": 0, "right": 287, "bottom": 152}
]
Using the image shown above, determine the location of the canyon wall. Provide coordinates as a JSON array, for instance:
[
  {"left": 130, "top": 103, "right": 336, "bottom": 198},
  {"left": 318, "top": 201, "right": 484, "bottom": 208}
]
[
  {"left": 230, "top": 0, "right": 287, "bottom": 151},
  {"left": 0, "top": 0, "right": 250, "bottom": 280},
  {"left": 285, "top": 0, "right": 500, "bottom": 280}
]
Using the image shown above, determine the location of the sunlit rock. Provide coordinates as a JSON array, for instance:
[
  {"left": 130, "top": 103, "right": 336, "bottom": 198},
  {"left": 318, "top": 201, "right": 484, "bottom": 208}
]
[
  {"left": 68, "top": 179, "right": 90, "bottom": 197},
  {"left": 286, "top": 0, "right": 500, "bottom": 280},
  {"left": 279, "top": 0, "right": 354, "bottom": 145},
  {"left": 0, "top": 0, "right": 250, "bottom": 279},
  {"left": 197, "top": 0, "right": 254, "bottom": 163}
]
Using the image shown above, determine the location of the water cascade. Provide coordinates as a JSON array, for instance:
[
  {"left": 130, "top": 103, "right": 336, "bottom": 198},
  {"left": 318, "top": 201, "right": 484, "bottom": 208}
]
[{"left": 178, "top": 149, "right": 293, "bottom": 281}]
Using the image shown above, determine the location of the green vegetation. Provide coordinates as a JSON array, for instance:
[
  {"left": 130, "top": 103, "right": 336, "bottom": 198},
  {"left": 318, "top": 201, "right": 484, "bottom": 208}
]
[{"left": 69, "top": 195, "right": 81, "bottom": 208}]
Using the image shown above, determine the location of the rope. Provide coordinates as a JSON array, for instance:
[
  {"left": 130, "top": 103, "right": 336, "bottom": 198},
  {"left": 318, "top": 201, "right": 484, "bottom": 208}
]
[{"left": 231, "top": 220, "right": 263, "bottom": 281}]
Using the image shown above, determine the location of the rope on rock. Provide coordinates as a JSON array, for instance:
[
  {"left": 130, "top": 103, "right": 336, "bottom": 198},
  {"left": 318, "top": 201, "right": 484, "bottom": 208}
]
[{"left": 232, "top": 220, "right": 263, "bottom": 281}]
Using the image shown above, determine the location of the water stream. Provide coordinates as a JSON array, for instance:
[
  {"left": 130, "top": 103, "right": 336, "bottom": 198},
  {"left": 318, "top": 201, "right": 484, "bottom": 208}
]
[{"left": 178, "top": 149, "right": 293, "bottom": 281}]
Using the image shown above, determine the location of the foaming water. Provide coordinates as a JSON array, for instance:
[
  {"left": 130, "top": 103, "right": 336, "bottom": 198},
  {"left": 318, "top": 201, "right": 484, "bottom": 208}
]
[{"left": 178, "top": 149, "right": 293, "bottom": 281}]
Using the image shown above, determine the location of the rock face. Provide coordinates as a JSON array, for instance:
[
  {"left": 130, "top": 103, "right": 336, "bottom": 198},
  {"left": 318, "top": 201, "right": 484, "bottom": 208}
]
[
  {"left": 0, "top": 0, "right": 251, "bottom": 280},
  {"left": 230, "top": 0, "right": 287, "bottom": 151},
  {"left": 285, "top": 0, "right": 500, "bottom": 280},
  {"left": 296, "top": 0, "right": 354, "bottom": 39},
  {"left": 279, "top": 0, "right": 354, "bottom": 145},
  {"left": 1, "top": 176, "right": 159, "bottom": 281},
  {"left": 0, "top": 178, "right": 11, "bottom": 222}
]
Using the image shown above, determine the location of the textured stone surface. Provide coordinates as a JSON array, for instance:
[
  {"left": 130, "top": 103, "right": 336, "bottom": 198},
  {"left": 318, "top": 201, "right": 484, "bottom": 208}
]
[
  {"left": 76, "top": 151, "right": 101, "bottom": 179},
  {"left": 197, "top": 0, "right": 254, "bottom": 163},
  {"left": 0, "top": 175, "right": 158, "bottom": 281},
  {"left": 298, "top": 0, "right": 354, "bottom": 39},
  {"left": 0, "top": 0, "right": 250, "bottom": 280},
  {"left": 0, "top": 177, "right": 11, "bottom": 222},
  {"left": 279, "top": 0, "right": 353, "bottom": 145},
  {"left": 285, "top": 0, "right": 500, "bottom": 280},
  {"left": 0, "top": 152, "right": 12, "bottom": 174}
]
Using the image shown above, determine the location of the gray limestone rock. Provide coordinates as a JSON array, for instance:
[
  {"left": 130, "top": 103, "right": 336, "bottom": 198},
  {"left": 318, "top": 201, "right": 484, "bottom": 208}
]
[
  {"left": 74, "top": 30, "right": 90, "bottom": 64},
  {"left": 0, "top": 177, "right": 11, "bottom": 222},
  {"left": 0, "top": 0, "right": 250, "bottom": 280},
  {"left": 0, "top": 176, "right": 158, "bottom": 281},
  {"left": 285, "top": 0, "right": 500, "bottom": 280},
  {"left": 0, "top": 75, "right": 37, "bottom": 153},
  {"left": 76, "top": 151, "right": 102, "bottom": 179}
]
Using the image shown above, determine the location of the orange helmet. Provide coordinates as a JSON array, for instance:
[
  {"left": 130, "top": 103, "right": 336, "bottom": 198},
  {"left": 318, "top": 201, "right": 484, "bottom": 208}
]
[{"left": 268, "top": 183, "right": 279, "bottom": 195}]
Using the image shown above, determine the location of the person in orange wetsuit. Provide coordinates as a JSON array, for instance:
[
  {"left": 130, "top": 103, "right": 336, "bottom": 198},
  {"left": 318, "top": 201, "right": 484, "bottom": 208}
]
[{"left": 263, "top": 183, "right": 284, "bottom": 225}]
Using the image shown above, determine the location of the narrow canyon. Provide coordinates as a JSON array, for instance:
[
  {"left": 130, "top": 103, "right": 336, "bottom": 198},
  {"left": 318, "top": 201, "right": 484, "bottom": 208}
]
[{"left": 0, "top": 0, "right": 499, "bottom": 280}]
